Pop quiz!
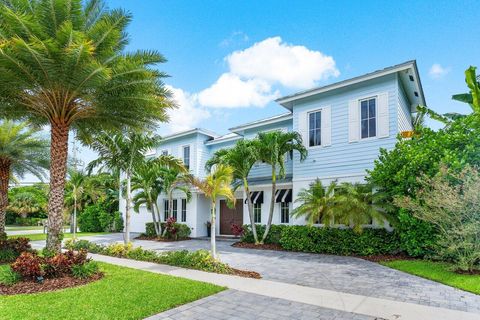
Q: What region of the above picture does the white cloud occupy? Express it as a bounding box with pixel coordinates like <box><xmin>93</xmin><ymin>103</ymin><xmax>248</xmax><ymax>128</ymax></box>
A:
<box><xmin>227</xmin><ymin>36</ymin><xmax>339</xmax><ymax>89</ymax></box>
<box><xmin>429</xmin><ymin>64</ymin><xmax>450</xmax><ymax>79</ymax></box>
<box><xmin>198</xmin><ymin>73</ymin><xmax>280</xmax><ymax>108</ymax></box>
<box><xmin>219</xmin><ymin>31</ymin><xmax>249</xmax><ymax>47</ymax></box>
<box><xmin>163</xmin><ymin>85</ymin><xmax>210</xmax><ymax>133</ymax></box>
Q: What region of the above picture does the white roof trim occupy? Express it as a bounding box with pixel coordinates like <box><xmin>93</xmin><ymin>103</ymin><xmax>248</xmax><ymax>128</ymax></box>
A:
<box><xmin>229</xmin><ymin>113</ymin><xmax>292</xmax><ymax>133</ymax></box>
<box><xmin>276</xmin><ymin>60</ymin><xmax>425</xmax><ymax>110</ymax></box>
<box><xmin>161</xmin><ymin>128</ymin><xmax>218</xmax><ymax>142</ymax></box>
<box><xmin>205</xmin><ymin>134</ymin><xmax>243</xmax><ymax>146</ymax></box>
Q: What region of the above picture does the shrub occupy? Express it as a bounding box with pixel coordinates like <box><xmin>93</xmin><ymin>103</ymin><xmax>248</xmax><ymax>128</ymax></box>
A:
<box><xmin>397</xmin><ymin>209</ymin><xmax>438</xmax><ymax>257</ymax></box>
<box><xmin>104</xmin><ymin>242</ymin><xmax>133</xmax><ymax>257</ymax></box>
<box><xmin>72</xmin><ymin>261</ymin><xmax>99</xmax><ymax>279</ymax></box>
<box><xmin>231</xmin><ymin>224</ymin><xmax>244</xmax><ymax>237</ymax></box>
<box><xmin>126</xmin><ymin>247</ymin><xmax>158</xmax><ymax>261</ymax></box>
<box><xmin>396</xmin><ymin>165</ymin><xmax>480</xmax><ymax>272</ymax></box>
<box><xmin>15</xmin><ymin>217</ymin><xmax>43</xmax><ymax>226</ymax></box>
<box><xmin>0</xmin><ymin>237</ymin><xmax>32</xmax><ymax>262</ymax></box>
<box><xmin>0</xmin><ymin>267</ymin><xmax>21</xmax><ymax>286</ymax></box>
<box><xmin>144</xmin><ymin>221</ymin><xmax>190</xmax><ymax>239</ymax></box>
<box><xmin>156</xmin><ymin>250</ymin><xmax>231</xmax><ymax>274</ymax></box>
<box><xmin>11</xmin><ymin>252</ymin><xmax>44</xmax><ymax>279</ymax></box>
<box><xmin>145</xmin><ymin>222</ymin><xmax>157</xmax><ymax>237</ymax></box>
<box><xmin>262</xmin><ymin>225</ymin><xmax>402</xmax><ymax>256</ymax></box>
<box><xmin>78</xmin><ymin>204</ymin><xmax>105</xmax><ymax>232</ymax></box>
<box><xmin>98</xmin><ymin>210</ymin><xmax>124</xmax><ymax>232</ymax></box>
<box><xmin>43</xmin><ymin>250</ymin><xmax>89</xmax><ymax>277</ymax></box>
<box><xmin>64</xmin><ymin>239</ymin><xmax>104</xmax><ymax>254</ymax></box>
<box><xmin>241</xmin><ymin>224</ymin><xmax>287</xmax><ymax>244</ymax></box>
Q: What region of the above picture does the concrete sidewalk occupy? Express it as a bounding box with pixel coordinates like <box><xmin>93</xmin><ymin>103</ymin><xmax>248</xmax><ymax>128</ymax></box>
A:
<box><xmin>90</xmin><ymin>253</ymin><xmax>480</xmax><ymax>320</ymax></box>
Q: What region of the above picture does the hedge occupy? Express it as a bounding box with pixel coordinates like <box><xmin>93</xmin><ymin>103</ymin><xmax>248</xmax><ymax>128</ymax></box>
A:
<box><xmin>145</xmin><ymin>222</ymin><xmax>191</xmax><ymax>240</ymax></box>
<box><xmin>242</xmin><ymin>224</ymin><xmax>401</xmax><ymax>256</ymax></box>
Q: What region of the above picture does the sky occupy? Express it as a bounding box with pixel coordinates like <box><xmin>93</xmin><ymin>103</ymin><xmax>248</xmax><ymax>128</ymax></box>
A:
<box><xmin>24</xmin><ymin>0</ymin><xmax>480</xmax><ymax>181</ymax></box>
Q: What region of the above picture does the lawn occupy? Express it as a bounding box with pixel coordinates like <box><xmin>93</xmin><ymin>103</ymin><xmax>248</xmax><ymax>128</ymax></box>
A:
<box><xmin>5</xmin><ymin>226</ymin><xmax>45</xmax><ymax>231</ymax></box>
<box><xmin>381</xmin><ymin>260</ymin><xmax>480</xmax><ymax>295</ymax></box>
<box><xmin>0</xmin><ymin>262</ymin><xmax>224</xmax><ymax>320</ymax></box>
<box><xmin>8</xmin><ymin>232</ymin><xmax>114</xmax><ymax>241</ymax></box>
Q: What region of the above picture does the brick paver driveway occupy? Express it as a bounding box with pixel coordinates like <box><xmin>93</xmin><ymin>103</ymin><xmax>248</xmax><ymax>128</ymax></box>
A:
<box><xmin>85</xmin><ymin>234</ymin><xmax>480</xmax><ymax>319</ymax></box>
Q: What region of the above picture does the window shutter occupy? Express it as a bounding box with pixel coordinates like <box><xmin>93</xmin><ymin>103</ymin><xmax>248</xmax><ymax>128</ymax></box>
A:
<box><xmin>297</xmin><ymin>111</ymin><xmax>308</xmax><ymax>147</ymax></box>
<box><xmin>348</xmin><ymin>100</ymin><xmax>359</xmax><ymax>142</ymax></box>
<box><xmin>377</xmin><ymin>92</ymin><xmax>389</xmax><ymax>138</ymax></box>
<box><xmin>321</xmin><ymin>106</ymin><xmax>331</xmax><ymax>146</ymax></box>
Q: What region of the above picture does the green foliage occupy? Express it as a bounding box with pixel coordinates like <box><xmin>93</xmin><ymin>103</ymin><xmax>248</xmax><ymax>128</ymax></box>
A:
<box><xmin>78</xmin><ymin>204</ymin><xmax>105</xmax><ymax>232</ymax></box>
<box><xmin>103</xmin><ymin>243</ymin><xmax>133</xmax><ymax>258</ymax></box>
<box><xmin>98</xmin><ymin>210</ymin><xmax>124</xmax><ymax>232</ymax></box>
<box><xmin>8</xmin><ymin>184</ymin><xmax>48</xmax><ymax>218</ymax></box>
<box><xmin>14</xmin><ymin>217</ymin><xmax>43</xmax><ymax>226</ymax></box>
<box><xmin>241</xmin><ymin>224</ymin><xmax>287</xmax><ymax>244</ymax></box>
<box><xmin>71</xmin><ymin>261</ymin><xmax>99</xmax><ymax>279</ymax></box>
<box><xmin>64</xmin><ymin>239</ymin><xmax>104</xmax><ymax>253</ymax></box>
<box><xmin>397</xmin><ymin>209</ymin><xmax>438</xmax><ymax>257</ymax></box>
<box><xmin>0</xmin><ymin>237</ymin><xmax>32</xmax><ymax>262</ymax></box>
<box><xmin>396</xmin><ymin>165</ymin><xmax>480</xmax><ymax>272</ymax></box>
<box><xmin>279</xmin><ymin>226</ymin><xmax>401</xmax><ymax>256</ymax></box>
<box><xmin>144</xmin><ymin>222</ymin><xmax>190</xmax><ymax>239</ymax></box>
<box><xmin>145</xmin><ymin>222</ymin><xmax>157</xmax><ymax>237</ymax></box>
<box><xmin>0</xmin><ymin>266</ymin><xmax>21</xmax><ymax>286</ymax></box>
<box><xmin>156</xmin><ymin>250</ymin><xmax>232</xmax><ymax>274</ymax></box>
<box><xmin>0</xmin><ymin>248</ymin><xmax>17</xmax><ymax>263</ymax></box>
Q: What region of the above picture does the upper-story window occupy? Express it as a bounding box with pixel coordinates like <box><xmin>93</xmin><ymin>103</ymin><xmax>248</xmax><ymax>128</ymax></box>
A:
<box><xmin>361</xmin><ymin>98</ymin><xmax>376</xmax><ymax>139</ymax></box>
<box><xmin>308</xmin><ymin>110</ymin><xmax>321</xmax><ymax>147</ymax></box>
<box><xmin>182</xmin><ymin>146</ymin><xmax>190</xmax><ymax>169</ymax></box>
<box><xmin>161</xmin><ymin>150</ymin><xmax>168</xmax><ymax>156</ymax></box>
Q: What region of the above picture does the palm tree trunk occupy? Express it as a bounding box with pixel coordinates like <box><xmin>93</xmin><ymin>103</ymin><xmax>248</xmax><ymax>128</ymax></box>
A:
<box><xmin>154</xmin><ymin>202</ymin><xmax>162</xmax><ymax>235</ymax></box>
<box><xmin>73</xmin><ymin>195</ymin><xmax>77</xmax><ymax>239</ymax></box>
<box><xmin>46</xmin><ymin>122</ymin><xmax>70</xmax><ymax>253</ymax></box>
<box><xmin>125</xmin><ymin>171</ymin><xmax>132</xmax><ymax>244</ymax></box>
<box><xmin>244</xmin><ymin>178</ymin><xmax>258</xmax><ymax>244</ymax></box>
<box><xmin>148</xmin><ymin>195</ymin><xmax>160</xmax><ymax>236</ymax></box>
<box><xmin>211</xmin><ymin>201</ymin><xmax>217</xmax><ymax>259</ymax></box>
<box><xmin>261</xmin><ymin>166</ymin><xmax>276</xmax><ymax>244</ymax></box>
<box><xmin>0</xmin><ymin>159</ymin><xmax>10</xmax><ymax>238</ymax></box>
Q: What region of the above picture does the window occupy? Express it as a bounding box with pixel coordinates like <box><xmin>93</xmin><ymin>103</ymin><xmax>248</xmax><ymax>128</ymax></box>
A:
<box><xmin>254</xmin><ymin>203</ymin><xmax>261</xmax><ymax>223</ymax></box>
<box><xmin>172</xmin><ymin>199</ymin><xmax>178</xmax><ymax>220</ymax></box>
<box><xmin>181</xmin><ymin>199</ymin><xmax>187</xmax><ymax>222</ymax></box>
<box><xmin>161</xmin><ymin>150</ymin><xmax>168</xmax><ymax>156</ymax></box>
<box><xmin>360</xmin><ymin>98</ymin><xmax>376</xmax><ymax>139</ymax></box>
<box><xmin>163</xmin><ymin>200</ymin><xmax>169</xmax><ymax>221</ymax></box>
<box><xmin>308</xmin><ymin>111</ymin><xmax>321</xmax><ymax>147</ymax></box>
<box><xmin>183</xmin><ymin>146</ymin><xmax>190</xmax><ymax>169</ymax></box>
<box><xmin>280</xmin><ymin>202</ymin><xmax>289</xmax><ymax>224</ymax></box>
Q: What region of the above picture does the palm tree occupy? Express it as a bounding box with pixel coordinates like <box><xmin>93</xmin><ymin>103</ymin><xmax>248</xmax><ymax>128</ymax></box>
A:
<box><xmin>8</xmin><ymin>191</ymin><xmax>45</xmax><ymax>219</ymax></box>
<box><xmin>254</xmin><ymin>131</ymin><xmax>307</xmax><ymax>243</ymax></box>
<box><xmin>0</xmin><ymin>0</ymin><xmax>174</xmax><ymax>252</ymax></box>
<box><xmin>291</xmin><ymin>179</ymin><xmax>337</xmax><ymax>226</ymax></box>
<box><xmin>188</xmin><ymin>165</ymin><xmax>235</xmax><ymax>259</ymax></box>
<box><xmin>87</xmin><ymin>132</ymin><xmax>161</xmax><ymax>243</ymax></box>
<box><xmin>131</xmin><ymin>156</ymin><xmax>186</xmax><ymax>236</ymax></box>
<box><xmin>206</xmin><ymin>140</ymin><xmax>260</xmax><ymax>243</ymax></box>
<box><xmin>335</xmin><ymin>183</ymin><xmax>392</xmax><ymax>233</ymax></box>
<box><xmin>65</xmin><ymin>169</ymin><xmax>86</xmax><ymax>239</ymax></box>
<box><xmin>0</xmin><ymin>121</ymin><xmax>49</xmax><ymax>237</ymax></box>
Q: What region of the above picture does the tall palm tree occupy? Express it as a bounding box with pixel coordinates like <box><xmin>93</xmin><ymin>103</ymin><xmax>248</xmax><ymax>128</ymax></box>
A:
<box><xmin>65</xmin><ymin>169</ymin><xmax>86</xmax><ymax>239</ymax></box>
<box><xmin>8</xmin><ymin>191</ymin><xmax>45</xmax><ymax>219</ymax></box>
<box><xmin>0</xmin><ymin>0</ymin><xmax>174</xmax><ymax>252</ymax></box>
<box><xmin>87</xmin><ymin>132</ymin><xmax>161</xmax><ymax>243</ymax></box>
<box><xmin>206</xmin><ymin>140</ymin><xmax>260</xmax><ymax>243</ymax></box>
<box><xmin>254</xmin><ymin>131</ymin><xmax>307</xmax><ymax>243</ymax></box>
<box><xmin>291</xmin><ymin>179</ymin><xmax>337</xmax><ymax>226</ymax></box>
<box><xmin>0</xmin><ymin>121</ymin><xmax>49</xmax><ymax>237</ymax></box>
<box><xmin>188</xmin><ymin>165</ymin><xmax>235</xmax><ymax>259</ymax></box>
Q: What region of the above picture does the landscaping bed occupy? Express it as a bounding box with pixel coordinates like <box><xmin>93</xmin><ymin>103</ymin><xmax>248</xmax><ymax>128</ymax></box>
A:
<box><xmin>65</xmin><ymin>239</ymin><xmax>261</xmax><ymax>279</ymax></box>
<box><xmin>232</xmin><ymin>242</ymin><xmax>284</xmax><ymax>251</ymax></box>
<box><xmin>135</xmin><ymin>235</ymin><xmax>191</xmax><ymax>242</ymax></box>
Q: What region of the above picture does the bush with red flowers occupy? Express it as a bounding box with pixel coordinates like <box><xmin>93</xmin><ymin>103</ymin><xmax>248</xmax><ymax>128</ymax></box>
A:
<box><xmin>10</xmin><ymin>252</ymin><xmax>44</xmax><ymax>279</ymax></box>
<box><xmin>231</xmin><ymin>224</ymin><xmax>244</xmax><ymax>237</ymax></box>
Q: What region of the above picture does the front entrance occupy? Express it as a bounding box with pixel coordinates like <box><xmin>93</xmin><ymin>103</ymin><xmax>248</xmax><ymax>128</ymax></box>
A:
<box><xmin>219</xmin><ymin>200</ymin><xmax>243</xmax><ymax>235</ymax></box>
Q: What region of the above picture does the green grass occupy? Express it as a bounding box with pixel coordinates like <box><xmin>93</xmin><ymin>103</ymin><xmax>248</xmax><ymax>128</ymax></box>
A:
<box><xmin>0</xmin><ymin>262</ymin><xmax>224</xmax><ymax>320</ymax></box>
<box><xmin>381</xmin><ymin>260</ymin><xmax>480</xmax><ymax>295</ymax></box>
<box><xmin>8</xmin><ymin>232</ymin><xmax>113</xmax><ymax>241</ymax></box>
<box><xmin>5</xmin><ymin>226</ymin><xmax>45</xmax><ymax>231</ymax></box>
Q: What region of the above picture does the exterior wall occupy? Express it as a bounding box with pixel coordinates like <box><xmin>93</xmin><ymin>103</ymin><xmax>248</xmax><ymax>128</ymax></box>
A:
<box><xmin>397</xmin><ymin>77</ymin><xmax>414</xmax><ymax>133</ymax></box>
<box><xmin>292</xmin><ymin>74</ymin><xmax>399</xmax><ymax>181</ymax></box>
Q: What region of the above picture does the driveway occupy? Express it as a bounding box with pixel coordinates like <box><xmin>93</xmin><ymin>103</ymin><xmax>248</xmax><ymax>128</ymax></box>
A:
<box><xmin>36</xmin><ymin>233</ymin><xmax>479</xmax><ymax>319</ymax></box>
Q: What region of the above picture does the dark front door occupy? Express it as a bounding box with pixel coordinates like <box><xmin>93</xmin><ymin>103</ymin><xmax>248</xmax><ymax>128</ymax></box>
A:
<box><xmin>219</xmin><ymin>200</ymin><xmax>243</xmax><ymax>235</ymax></box>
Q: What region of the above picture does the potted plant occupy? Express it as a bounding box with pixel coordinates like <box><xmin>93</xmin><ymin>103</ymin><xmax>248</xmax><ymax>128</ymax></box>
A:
<box><xmin>206</xmin><ymin>221</ymin><xmax>211</xmax><ymax>237</ymax></box>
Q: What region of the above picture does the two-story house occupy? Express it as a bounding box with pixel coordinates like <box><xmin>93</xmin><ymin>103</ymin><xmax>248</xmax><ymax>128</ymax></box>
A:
<box><xmin>120</xmin><ymin>60</ymin><xmax>425</xmax><ymax>237</ymax></box>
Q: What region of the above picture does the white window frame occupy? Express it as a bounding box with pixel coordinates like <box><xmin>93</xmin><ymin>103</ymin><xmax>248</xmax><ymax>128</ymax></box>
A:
<box><xmin>307</xmin><ymin>108</ymin><xmax>323</xmax><ymax>149</ymax></box>
<box><xmin>280</xmin><ymin>202</ymin><xmax>290</xmax><ymax>224</ymax></box>
<box><xmin>359</xmin><ymin>96</ymin><xmax>378</xmax><ymax>140</ymax></box>
<box><xmin>182</xmin><ymin>145</ymin><xmax>190</xmax><ymax>169</ymax></box>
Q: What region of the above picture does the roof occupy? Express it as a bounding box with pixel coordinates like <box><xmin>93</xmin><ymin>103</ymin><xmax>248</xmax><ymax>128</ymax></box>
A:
<box><xmin>229</xmin><ymin>113</ymin><xmax>292</xmax><ymax>133</ymax></box>
<box><xmin>276</xmin><ymin>60</ymin><xmax>426</xmax><ymax>110</ymax></box>
<box><xmin>161</xmin><ymin>128</ymin><xmax>218</xmax><ymax>142</ymax></box>
<box><xmin>205</xmin><ymin>132</ymin><xmax>242</xmax><ymax>146</ymax></box>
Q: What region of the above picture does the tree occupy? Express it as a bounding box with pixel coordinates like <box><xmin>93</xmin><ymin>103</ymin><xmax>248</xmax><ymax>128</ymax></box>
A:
<box><xmin>188</xmin><ymin>165</ymin><xmax>235</xmax><ymax>259</ymax></box>
<box><xmin>0</xmin><ymin>121</ymin><xmax>49</xmax><ymax>237</ymax></box>
<box><xmin>254</xmin><ymin>131</ymin><xmax>307</xmax><ymax>243</ymax></box>
<box><xmin>87</xmin><ymin>132</ymin><xmax>161</xmax><ymax>243</ymax></box>
<box><xmin>206</xmin><ymin>140</ymin><xmax>260</xmax><ymax>243</ymax></box>
<box><xmin>291</xmin><ymin>179</ymin><xmax>337</xmax><ymax>226</ymax></box>
<box><xmin>132</xmin><ymin>156</ymin><xmax>187</xmax><ymax>236</ymax></box>
<box><xmin>0</xmin><ymin>0</ymin><xmax>173</xmax><ymax>252</ymax></box>
<box><xmin>65</xmin><ymin>169</ymin><xmax>86</xmax><ymax>239</ymax></box>
<box><xmin>335</xmin><ymin>183</ymin><xmax>393</xmax><ymax>233</ymax></box>
<box><xmin>8</xmin><ymin>191</ymin><xmax>45</xmax><ymax>219</ymax></box>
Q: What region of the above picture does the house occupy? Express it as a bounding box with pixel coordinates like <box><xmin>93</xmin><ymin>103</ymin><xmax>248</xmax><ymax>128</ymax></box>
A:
<box><xmin>120</xmin><ymin>60</ymin><xmax>425</xmax><ymax>237</ymax></box>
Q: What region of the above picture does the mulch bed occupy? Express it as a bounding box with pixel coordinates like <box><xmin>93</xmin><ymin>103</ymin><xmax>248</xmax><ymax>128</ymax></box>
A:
<box><xmin>230</xmin><ymin>268</ymin><xmax>261</xmax><ymax>279</ymax></box>
<box><xmin>359</xmin><ymin>254</ymin><xmax>416</xmax><ymax>263</ymax></box>
<box><xmin>0</xmin><ymin>273</ymin><xmax>103</xmax><ymax>295</ymax></box>
<box><xmin>232</xmin><ymin>242</ymin><xmax>284</xmax><ymax>251</ymax></box>
<box><xmin>455</xmin><ymin>269</ymin><xmax>480</xmax><ymax>275</ymax></box>
<box><xmin>134</xmin><ymin>235</ymin><xmax>191</xmax><ymax>242</ymax></box>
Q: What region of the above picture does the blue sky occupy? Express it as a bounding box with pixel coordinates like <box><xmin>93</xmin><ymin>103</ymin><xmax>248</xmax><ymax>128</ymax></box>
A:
<box><xmin>67</xmin><ymin>0</ymin><xmax>480</xmax><ymax>173</ymax></box>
